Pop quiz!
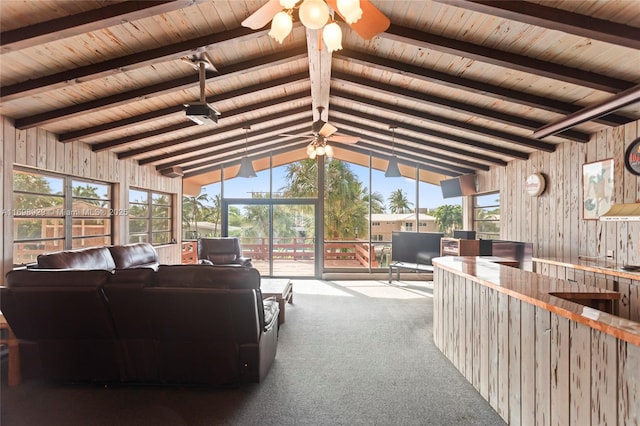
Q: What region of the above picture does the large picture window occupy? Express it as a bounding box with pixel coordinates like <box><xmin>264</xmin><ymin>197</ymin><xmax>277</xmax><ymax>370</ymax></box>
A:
<box><xmin>473</xmin><ymin>192</ymin><xmax>500</xmax><ymax>239</ymax></box>
<box><xmin>129</xmin><ymin>189</ymin><xmax>173</xmax><ymax>245</ymax></box>
<box><xmin>12</xmin><ymin>169</ymin><xmax>112</xmax><ymax>266</ymax></box>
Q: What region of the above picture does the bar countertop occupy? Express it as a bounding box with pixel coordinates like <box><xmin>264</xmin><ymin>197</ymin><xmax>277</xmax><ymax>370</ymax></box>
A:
<box><xmin>533</xmin><ymin>256</ymin><xmax>640</xmax><ymax>281</ymax></box>
<box><xmin>433</xmin><ymin>256</ymin><xmax>640</xmax><ymax>346</ymax></box>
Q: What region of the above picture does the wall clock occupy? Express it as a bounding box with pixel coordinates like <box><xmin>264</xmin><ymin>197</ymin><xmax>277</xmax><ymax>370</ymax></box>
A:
<box><xmin>624</xmin><ymin>137</ymin><xmax>640</xmax><ymax>176</ymax></box>
<box><xmin>525</xmin><ymin>173</ymin><xmax>546</xmax><ymax>196</ymax></box>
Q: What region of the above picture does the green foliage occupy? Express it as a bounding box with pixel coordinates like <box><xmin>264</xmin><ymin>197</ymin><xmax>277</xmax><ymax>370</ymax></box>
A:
<box><xmin>388</xmin><ymin>189</ymin><xmax>413</xmax><ymax>214</ymax></box>
<box><xmin>432</xmin><ymin>204</ymin><xmax>463</xmax><ymax>236</ymax></box>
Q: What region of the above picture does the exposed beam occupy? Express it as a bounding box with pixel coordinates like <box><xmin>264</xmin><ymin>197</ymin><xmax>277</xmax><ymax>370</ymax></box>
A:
<box><xmin>331</xmin><ymin>93</ymin><xmax>553</xmax><ymax>153</ymax></box>
<box><xmin>117</xmin><ymin>102</ymin><xmax>312</xmax><ymax>158</ymax></box>
<box><xmin>151</xmin><ymin>117</ymin><xmax>312</xmax><ymax>169</ymax></box>
<box><xmin>334</xmin><ymin>143</ymin><xmax>463</xmax><ymax>177</ymax></box>
<box><xmin>432</xmin><ymin>0</ymin><xmax>640</xmax><ymax>50</ymax></box>
<box><xmin>333</xmin><ymin>50</ymin><xmax>632</xmax><ymax>127</ymax></box>
<box><xmin>14</xmin><ymin>46</ymin><xmax>308</xmax><ymax>129</ymax></box>
<box><xmin>1</xmin><ymin>1</ymin><xmax>209</xmax><ymax>53</ymax></box>
<box><xmin>59</xmin><ymin>73</ymin><xmax>310</xmax><ymax>143</ymax></box>
<box><xmin>330</xmin><ymin>107</ymin><xmax>520</xmax><ymax>163</ymax></box>
<box><xmin>306</xmin><ymin>28</ymin><xmax>332</xmax><ymax>120</ymax></box>
<box><xmin>1</xmin><ymin>27</ymin><xmax>266</xmax><ymax>101</ymax></box>
<box><xmin>183</xmin><ymin>139</ymin><xmax>311</xmax><ymax>178</ymax></box>
<box><xmin>534</xmin><ymin>84</ymin><xmax>640</xmax><ymax>139</ymax></box>
<box><xmin>382</xmin><ymin>24</ymin><xmax>634</xmax><ymax>93</ymax></box>
<box><xmin>331</xmin><ymin>71</ymin><xmax>590</xmax><ymax>143</ymax></box>
<box><xmin>332</xmin><ymin>119</ymin><xmax>500</xmax><ymax>169</ymax></box>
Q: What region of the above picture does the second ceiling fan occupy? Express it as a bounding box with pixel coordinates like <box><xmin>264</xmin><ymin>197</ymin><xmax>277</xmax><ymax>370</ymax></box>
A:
<box><xmin>285</xmin><ymin>107</ymin><xmax>359</xmax><ymax>158</ymax></box>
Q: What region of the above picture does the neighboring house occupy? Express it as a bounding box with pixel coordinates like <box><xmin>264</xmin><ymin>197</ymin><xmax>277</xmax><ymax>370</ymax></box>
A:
<box><xmin>369</xmin><ymin>213</ymin><xmax>438</xmax><ymax>242</ymax></box>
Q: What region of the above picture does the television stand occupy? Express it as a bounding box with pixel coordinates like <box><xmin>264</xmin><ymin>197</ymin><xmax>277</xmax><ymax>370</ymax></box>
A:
<box><xmin>388</xmin><ymin>261</ymin><xmax>434</xmax><ymax>283</ymax></box>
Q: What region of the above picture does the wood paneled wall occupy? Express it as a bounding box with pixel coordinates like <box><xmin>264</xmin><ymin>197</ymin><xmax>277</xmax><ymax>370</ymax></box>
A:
<box><xmin>476</xmin><ymin>121</ymin><xmax>640</xmax><ymax>267</ymax></box>
<box><xmin>1</xmin><ymin>116</ymin><xmax>183</xmax><ymax>281</ymax></box>
<box><xmin>434</xmin><ymin>267</ymin><xmax>640</xmax><ymax>426</ymax></box>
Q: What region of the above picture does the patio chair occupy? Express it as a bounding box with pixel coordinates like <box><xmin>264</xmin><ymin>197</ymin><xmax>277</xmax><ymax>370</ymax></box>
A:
<box><xmin>198</xmin><ymin>237</ymin><xmax>252</xmax><ymax>267</ymax></box>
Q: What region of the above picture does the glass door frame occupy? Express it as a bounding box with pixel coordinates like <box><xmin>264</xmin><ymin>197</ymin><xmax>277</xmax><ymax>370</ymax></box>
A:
<box><xmin>221</xmin><ymin>197</ymin><xmax>321</xmax><ymax>278</ymax></box>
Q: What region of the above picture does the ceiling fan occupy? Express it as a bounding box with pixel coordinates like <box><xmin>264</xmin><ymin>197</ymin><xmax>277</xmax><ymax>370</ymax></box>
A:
<box><xmin>285</xmin><ymin>107</ymin><xmax>359</xmax><ymax>158</ymax></box>
<box><xmin>242</xmin><ymin>0</ymin><xmax>390</xmax><ymax>46</ymax></box>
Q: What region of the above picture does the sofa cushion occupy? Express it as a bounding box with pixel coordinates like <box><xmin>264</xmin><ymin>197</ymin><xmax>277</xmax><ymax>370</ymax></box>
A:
<box><xmin>155</xmin><ymin>265</ymin><xmax>260</xmax><ymax>289</ymax></box>
<box><xmin>209</xmin><ymin>254</ymin><xmax>237</xmax><ymax>264</ymax></box>
<box><xmin>108</xmin><ymin>243</ymin><xmax>159</xmax><ymax>270</ymax></box>
<box><xmin>6</xmin><ymin>269</ymin><xmax>111</xmax><ymax>288</ymax></box>
<box><xmin>108</xmin><ymin>268</ymin><xmax>156</xmax><ymax>285</ymax></box>
<box><xmin>36</xmin><ymin>247</ymin><xmax>116</xmax><ymax>270</ymax></box>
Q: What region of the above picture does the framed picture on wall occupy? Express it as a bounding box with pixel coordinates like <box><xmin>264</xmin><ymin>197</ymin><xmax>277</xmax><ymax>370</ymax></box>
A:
<box><xmin>582</xmin><ymin>159</ymin><xmax>615</xmax><ymax>220</ymax></box>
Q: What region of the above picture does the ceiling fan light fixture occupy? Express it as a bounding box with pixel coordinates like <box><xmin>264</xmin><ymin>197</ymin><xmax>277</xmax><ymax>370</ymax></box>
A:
<box><xmin>322</xmin><ymin>22</ymin><xmax>342</xmax><ymax>52</ymax></box>
<box><xmin>299</xmin><ymin>0</ymin><xmax>329</xmax><ymax>29</ymax></box>
<box><xmin>324</xmin><ymin>143</ymin><xmax>334</xmax><ymax>158</ymax></box>
<box><xmin>269</xmin><ymin>10</ymin><xmax>293</xmax><ymax>43</ymax></box>
<box><xmin>280</xmin><ymin>0</ymin><xmax>299</xmax><ymax>8</ymax></box>
<box><xmin>385</xmin><ymin>157</ymin><xmax>402</xmax><ymax>178</ymax></box>
<box><xmin>337</xmin><ymin>0</ymin><xmax>362</xmax><ymax>24</ymax></box>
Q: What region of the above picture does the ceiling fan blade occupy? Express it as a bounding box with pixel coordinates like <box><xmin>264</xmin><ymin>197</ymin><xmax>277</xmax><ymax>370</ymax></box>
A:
<box><xmin>326</xmin><ymin>0</ymin><xmax>390</xmax><ymax>40</ymax></box>
<box><xmin>241</xmin><ymin>0</ymin><xmax>282</xmax><ymax>30</ymax></box>
<box><xmin>329</xmin><ymin>135</ymin><xmax>360</xmax><ymax>144</ymax></box>
<box><xmin>319</xmin><ymin>122</ymin><xmax>338</xmax><ymax>137</ymax></box>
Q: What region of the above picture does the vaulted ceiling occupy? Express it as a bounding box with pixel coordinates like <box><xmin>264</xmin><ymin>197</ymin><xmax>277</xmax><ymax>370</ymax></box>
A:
<box><xmin>1</xmin><ymin>0</ymin><xmax>639</xmax><ymax>188</ymax></box>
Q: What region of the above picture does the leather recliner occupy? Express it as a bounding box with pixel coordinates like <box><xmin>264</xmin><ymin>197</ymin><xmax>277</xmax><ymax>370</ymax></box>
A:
<box><xmin>198</xmin><ymin>237</ymin><xmax>252</xmax><ymax>267</ymax></box>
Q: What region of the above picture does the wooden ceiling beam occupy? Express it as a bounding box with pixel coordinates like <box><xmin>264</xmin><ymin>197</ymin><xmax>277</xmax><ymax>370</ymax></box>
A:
<box><xmin>59</xmin><ymin>73</ymin><xmax>310</xmax><ymax>143</ymax></box>
<box><xmin>333</xmin><ymin>50</ymin><xmax>631</xmax><ymax>127</ymax></box>
<box><xmin>1</xmin><ymin>1</ymin><xmax>209</xmax><ymax>53</ymax></box>
<box><xmin>2</xmin><ymin>27</ymin><xmax>265</xmax><ymax>101</ymax></box>
<box><xmin>15</xmin><ymin>46</ymin><xmax>308</xmax><ymax>129</ymax></box>
<box><xmin>432</xmin><ymin>0</ymin><xmax>640</xmax><ymax>50</ymax></box>
<box><xmin>331</xmin><ymin>71</ymin><xmax>590</xmax><ymax>143</ymax></box>
<box><xmin>331</xmin><ymin>92</ymin><xmax>553</xmax><ymax>153</ymax></box>
<box><xmin>382</xmin><ymin>24</ymin><xmax>633</xmax><ymax>93</ymax></box>
<box><xmin>331</xmin><ymin>118</ymin><xmax>501</xmax><ymax>168</ymax></box>
<box><xmin>182</xmin><ymin>139</ymin><xmax>311</xmax><ymax>179</ymax></box>
<box><xmin>115</xmin><ymin>100</ymin><xmax>312</xmax><ymax>158</ymax></box>
<box><xmin>330</xmin><ymin>107</ymin><xmax>520</xmax><ymax>162</ymax></box>
<box><xmin>150</xmin><ymin>116</ymin><xmax>312</xmax><ymax>169</ymax></box>
<box><xmin>333</xmin><ymin>143</ymin><xmax>464</xmax><ymax>177</ymax></box>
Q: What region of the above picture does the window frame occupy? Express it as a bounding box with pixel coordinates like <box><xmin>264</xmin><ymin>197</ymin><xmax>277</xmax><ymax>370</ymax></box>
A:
<box><xmin>473</xmin><ymin>191</ymin><xmax>501</xmax><ymax>240</ymax></box>
<box><xmin>128</xmin><ymin>188</ymin><xmax>174</xmax><ymax>245</ymax></box>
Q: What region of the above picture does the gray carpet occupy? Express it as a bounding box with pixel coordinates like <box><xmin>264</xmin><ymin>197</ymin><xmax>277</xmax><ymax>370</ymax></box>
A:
<box><xmin>0</xmin><ymin>279</ymin><xmax>506</xmax><ymax>426</ymax></box>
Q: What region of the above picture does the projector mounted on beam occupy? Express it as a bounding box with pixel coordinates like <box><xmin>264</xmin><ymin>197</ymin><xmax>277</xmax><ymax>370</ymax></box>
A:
<box><xmin>185</xmin><ymin>103</ymin><xmax>220</xmax><ymax>125</ymax></box>
<box><xmin>184</xmin><ymin>57</ymin><xmax>220</xmax><ymax>126</ymax></box>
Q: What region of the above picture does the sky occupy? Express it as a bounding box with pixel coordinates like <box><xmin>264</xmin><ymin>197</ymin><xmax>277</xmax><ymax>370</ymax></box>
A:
<box><xmin>201</xmin><ymin>160</ymin><xmax>461</xmax><ymax>210</ymax></box>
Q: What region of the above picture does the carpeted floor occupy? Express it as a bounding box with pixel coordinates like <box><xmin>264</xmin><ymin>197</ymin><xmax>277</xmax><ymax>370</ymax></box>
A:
<box><xmin>0</xmin><ymin>279</ymin><xmax>506</xmax><ymax>426</ymax></box>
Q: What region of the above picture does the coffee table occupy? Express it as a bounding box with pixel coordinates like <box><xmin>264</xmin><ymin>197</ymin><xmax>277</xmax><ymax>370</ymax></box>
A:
<box><xmin>261</xmin><ymin>279</ymin><xmax>293</xmax><ymax>325</ymax></box>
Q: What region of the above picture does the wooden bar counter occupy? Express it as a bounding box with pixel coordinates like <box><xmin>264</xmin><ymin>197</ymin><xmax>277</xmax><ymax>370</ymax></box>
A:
<box><xmin>432</xmin><ymin>256</ymin><xmax>639</xmax><ymax>426</ymax></box>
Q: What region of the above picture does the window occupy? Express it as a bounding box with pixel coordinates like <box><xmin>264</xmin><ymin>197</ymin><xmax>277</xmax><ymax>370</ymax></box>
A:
<box><xmin>473</xmin><ymin>192</ymin><xmax>500</xmax><ymax>239</ymax></box>
<box><xmin>12</xmin><ymin>169</ymin><xmax>112</xmax><ymax>266</ymax></box>
<box><xmin>129</xmin><ymin>189</ymin><xmax>173</xmax><ymax>245</ymax></box>
<box><xmin>404</xmin><ymin>222</ymin><xmax>414</xmax><ymax>231</ymax></box>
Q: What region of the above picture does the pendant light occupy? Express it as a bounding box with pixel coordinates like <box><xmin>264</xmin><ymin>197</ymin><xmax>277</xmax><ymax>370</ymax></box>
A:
<box><xmin>237</xmin><ymin>126</ymin><xmax>257</xmax><ymax>178</ymax></box>
<box><xmin>385</xmin><ymin>125</ymin><xmax>401</xmax><ymax>178</ymax></box>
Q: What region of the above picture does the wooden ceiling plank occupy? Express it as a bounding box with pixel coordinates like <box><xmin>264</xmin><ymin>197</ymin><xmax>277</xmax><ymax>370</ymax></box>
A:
<box><xmin>0</xmin><ymin>0</ymin><xmax>210</xmax><ymax>53</ymax></box>
<box><xmin>432</xmin><ymin>0</ymin><xmax>640</xmax><ymax>50</ymax></box>
<box><xmin>116</xmin><ymin>100</ymin><xmax>312</xmax><ymax>158</ymax></box>
<box><xmin>14</xmin><ymin>47</ymin><xmax>308</xmax><ymax>129</ymax></box>
<box><xmin>92</xmin><ymin>121</ymin><xmax>198</xmax><ymax>152</ymax></box>
<box><xmin>333</xmin><ymin>50</ymin><xmax>632</xmax><ymax>127</ymax></box>
<box><xmin>331</xmin><ymin>71</ymin><xmax>590</xmax><ymax>143</ymax></box>
<box><xmin>2</xmin><ymin>27</ymin><xmax>266</xmax><ymax>101</ymax></box>
<box><xmin>332</xmin><ymin>118</ymin><xmax>505</xmax><ymax>168</ymax></box>
<box><xmin>59</xmin><ymin>72</ymin><xmax>310</xmax><ymax>143</ymax></box>
<box><xmin>149</xmin><ymin>116</ymin><xmax>312</xmax><ymax>168</ymax></box>
<box><xmin>381</xmin><ymin>24</ymin><xmax>634</xmax><ymax>93</ymax></box>
<box><xmin>331</xmin><ymin>93</ymin><xmax>555</xmax><ymax>153</ymax></box>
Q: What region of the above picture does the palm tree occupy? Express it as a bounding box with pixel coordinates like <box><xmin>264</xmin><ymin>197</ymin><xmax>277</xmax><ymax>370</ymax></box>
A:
<box><xmin>432</xmin><ymin>204</ymin><xmax>463</xmax><ymax>235</ymax></box>
<box><xmin>364</xmin><ymin>191</ymin><xmax>386</xmax><ymax>214</ymax></box>
<box><xmin>182</xmin><ymin>193</ymin><xmax>210</xmax><ymax>239</ymax></box>
<box><xmin>388</xmin><ymin>189</ymin><xmax>413</xmax><ymax>214</ymax></box>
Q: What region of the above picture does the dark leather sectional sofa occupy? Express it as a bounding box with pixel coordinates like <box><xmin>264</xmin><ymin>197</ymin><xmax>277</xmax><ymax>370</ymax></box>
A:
<box><xmin>0</xmin><ymin>243</ymin><xmax>279</xmax><ymax>386</ymax></box>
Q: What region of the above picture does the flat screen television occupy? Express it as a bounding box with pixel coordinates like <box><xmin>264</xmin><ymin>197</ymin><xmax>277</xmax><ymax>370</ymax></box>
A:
<box><xmin>391</xmin><ymin>231</ymin><xmax>444</xmax><ymax>264</ymax></box>
<box><xmin>440</xmin><ymin>175</ymin><xmax>476</xmax><ymax>198</ymax></box>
